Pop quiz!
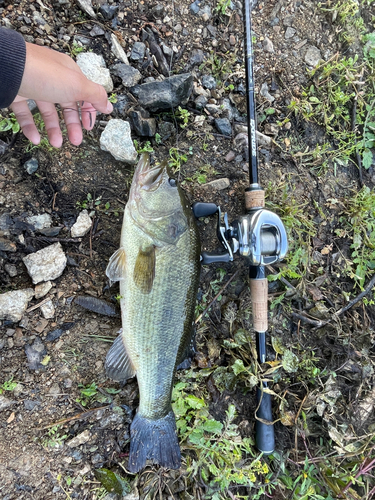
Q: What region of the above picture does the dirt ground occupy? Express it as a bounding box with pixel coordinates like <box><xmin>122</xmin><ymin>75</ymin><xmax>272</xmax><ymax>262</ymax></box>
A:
<box><xmin>0</xmin><ymin>0</ymin><xmax>375</xmax><ymax>499</ymax></box>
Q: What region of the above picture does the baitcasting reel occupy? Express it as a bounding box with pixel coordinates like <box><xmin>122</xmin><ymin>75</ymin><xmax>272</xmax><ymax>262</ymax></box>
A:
<box><xmin>192</xmin><ymin>187</ymin><xmax>288</xmax><ymax>267</ymax></box>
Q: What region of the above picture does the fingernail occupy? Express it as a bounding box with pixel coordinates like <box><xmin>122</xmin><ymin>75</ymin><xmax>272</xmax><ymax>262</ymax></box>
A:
<box><xmin>106</xmin><ymin>101</ymin><xmax>113</xmax><ymax>113</ymax></box>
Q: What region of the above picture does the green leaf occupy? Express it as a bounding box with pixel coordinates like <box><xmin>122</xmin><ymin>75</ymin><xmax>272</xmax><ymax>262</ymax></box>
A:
<box><xmin>232</xmin><ymin>359</ymin><xmax>246</xmax><ymax>376</ymax></box>
<box><xmin>185</xmin><ymin>394</ymin><xmax>205</xmax><ymax>409</ymax></box>
<box><xmin>362</xmin><ymin>150</ymin><xmax>373</xmax><ymax>170</ymax></box>
<box><xmin>309</xmin><ymin>96</ymin><xmax>320</xmax><ymax>103</ymax></box>
<box><xmin>202</xmin><ymin>419</ymin><xmax>223</xmax><ymax>434</ymax></box>
<box><xmin>282</xmin><ymin>349</ymin><xmax>299</xmax><ymax>373</ymax></box>
<box><xmin>94</xmin><ymin>469</ymin><xmax>131</xmax><ymax>495</ymax></box>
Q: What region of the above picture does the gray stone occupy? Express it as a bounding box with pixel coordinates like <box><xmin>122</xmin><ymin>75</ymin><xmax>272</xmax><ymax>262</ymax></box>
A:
<box><xmin>112</xmin><ymin>63</ymin><xmax>141</xmax><ymax>87</ymax></box>
<box><xmin>67</xmin><ymin>430</ymin><xmax>91</xmax><ymax>448</ymax></box>
<box><xmin>221</xmin><ymin>98</ymin><xmax>237</xmax><ymax>120</ymax></box>
<box><xmin>40</xmin><ymin>300</ymin><xmax>55</xmax><ymax>320</ymax></box>
<box><xmin>285</xmin><ymin>27</ymin><xmax>296</xmax><ymax>39</ymax></box>
<box><xmin>190</xmin><ymin>0</ymin><xmax>201</xmax><ymax>14</ymax></box>
<box><xmin>99</xmin><ymin>4</ymin><xmax>118</xmax><ymax>20</ymax></box>
<box><xmin>0</xmin><ymin>237</ymin><xmax>16</xmax><ymax>252</ymax></box>
<box><xmin>158</xmin><ymin>121</ymin><xmax>175</xmax><ymax>138</ymax></box>
<box><xmin>111</xmin><ymin>33</ymin><xmax>129</xmax><ymax>64</ymax></box>
<box><xmin>113</xmin><ymin>94</ymin><xmax>129</xmax><ymax>116</ymax></box>
<box><xmin>100</xmin><ymin>119</ymin><xmax>137</xmax><ymax>164</ymax></box>
<box><xmin>305</xmin><ymin>46</ymin><xmax>322</xmax><ymax>67</ymax></box>
<box><xmin>76</xmin><ymin>0</ymin><xmax>96</xmax><ymax>19</ymax></box>
<box><xmin>283</xmin><ymin>15</ymin><xmax>294</xmax><ymax>27</ymax></box>
<box><xmin>151</xmin><ymin>4</ymin><xmax>165</xmax><ymax>18</ymax></box>
<box><xmin>0</xmin><ymin>214</ymin><xmax>13</xmax><ymax>235</ymax></box>
<box><xmin>76</xmin><ymin>53</ymin><xmax>113</xmax><ymax>92</ymax></box>
<box><xmin>129</xmin><ymin>108</ymin><xmax>156</xmax><ymax>137</ymax></box>
<box><xmin>257</xmin><ymin>131</ymin><xmax>272</xmax><ymax>148</ymax></box>
<box><xmin>73</xmin><ymin>35</ymin><xmax>90</xmax><ymax>46</ymax></box>
<box><xmin>24</xmin><ymin>158</ymin><xmax>38</xmax><ymax>175</ymax></box>
<box><xmin>260</xmin><ymin>82</ymin><xmax>275</xmax><ymax>103</ymax></box>
<box><xmin>0</xmin><ymin>395</ymin><xmax>16</xmax><ymax>411</ymax></box>
<box><xmin>263</xmin><ymin>37</ymin><xmax>274</xmax><ymax>53</ymax></box>
<box><xmin>264</xmin><ymin>123</ymin><xmax>279</xmax><ymax>136</ymax></box>
<box><xmin>23</xmin><ymin>242</ymin><xmax>67</xmax><ymax>284</ymax></box>
<box><xmin>0</xmin><ymin>289</ymin><xmax>34</xmax><ymax>322</ymax></box>
<box><xmin>25</xmin><ymin>337</ymin><xmax>46</xmax><ymax>370</ymax></box>
<box><xmin>205</xmin><ymin>104</ymin><xmax>220</xmax><ymax>115</ymax></box>
<box><xmin>214</xmin><ymin>118</ymin><xmax>232</xmax><ymax>136</ymax></box>
<box><xmin>199</xmin><ymin>5</ymin><xmax>211</xmax><ymax>19</ymax></box>
<box><xmin>26</xmin><ymin>214</ymin><xmax>52</xmax><ymax>231</ymax></box>
<box><xmin>90</xmin><ymin>25</ymin><xmax>104</xmax><ymax>37</ymax></box>
<box><xmin>35</xmin><ymin>281</ymin><xmax>52</xmax><ymax>299</ymax></box>
<box><xmin>205</xmin><ymin>178</ymin><xmax>230</xmax><ymax>190</ymax></box>
<box><xmin>71</xmin><ymin>210</ymin><xmax>92</xmax><ymax>238</ymax></box>
<box><xmin>201</xmin><ymin>74</ymin><xmax>216</xmax><ymax>90</ymax></box>
<box><xmin>130</xmin><ymin>73</ymin><xmax>193</xmax><ymax>112</ymax></box>
<box><xmin>190</xmin><ymin>49</ymin><xmax>204</xmax><ymax>66</ymax></box>
<box><xmin>161</xmin><ymin>43</ymin><xmax>173</xmax><ymax>58</ymax></box>
<box><xmin>4</xmin><ymin>264</ymin><xmax>17</xmax><ymax>277</ymax></box>
<box><xmin>130</xmin><ymin>42</ymin><xmax>146</xmax><ymax>61</ymax></box>
<box><xmin>24</xmin><ymin>400</ymin><xmax>40</xmax><ymax>411</ymax></box>
<box><xmin>195</xmin><ymin>95</ymin><xmax>208</xmax><ymax>110</ymax></box>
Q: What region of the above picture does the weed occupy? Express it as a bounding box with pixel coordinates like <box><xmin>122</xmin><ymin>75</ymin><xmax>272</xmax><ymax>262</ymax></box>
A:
<box><xmin>176</xmin><ymin>106</ymin><xmax>191</xmax><ymax>129</ymax></box>
<box><xmin>109</xmin><ymin>93</ymin><xmax>118</xmax><ymax>104</ymax></box>
<box><xmin>0</xmin><ymin>377</ymin><xmax>17</xmax><ymax>394</ymax></box>
<box><xmin>43</xmin><ymin>425</ymin><xmax>67</xmax><ymax>448</ymax></box>
<box><xmin>76</xmin><ymin>192</ymin><xmax>112</xmax><ymax>215</ymax></box>
<box><xmin>155</xmin><ymin>132</ymin><xmax>162</xmax><ymax>144</ymax></box>
<box><xmin>76</xmin><ymin>382</ymin><xmax>98</xmax><ymax>407</ymax></box>
<box><xmin>172</xmin><ymin>383</ymin><xmax>270</xmax><ymax>498</ymax></box>
<box><xmin>169</xmin><ymin>147</ymin><xmax>188</xmax><ymax>172</ymax></box>
<box><xmin>0</xmin><ymin>113</ymin><xmax>20</xmax><ymax>134</ymax></box>
<box><xmin>133</xmin><ymin>139</ymin><xmax>154</xmax><ymax>154</ymax></box>
<box><xmin>70</xmin><ymin>41</ymin><xmax>85</xmax><ymax>57</ymax></box>
<box><xmin>215</xmin><ymin>0</ymin><xmax>231</xmax><ymax>15</ymax></box>
<box><xmin>336</xmin><ymin>185</ymin><xmax>375</xmax><ymax>289</ymax></box>
<box><xmin>184</xmin><ymin>164</ymin><xmax>218</xmax><ymax>185</ymax></box>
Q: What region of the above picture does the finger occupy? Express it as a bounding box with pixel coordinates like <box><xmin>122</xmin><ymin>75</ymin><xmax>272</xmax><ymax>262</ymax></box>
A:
<box><xmin>60</xmin><ymin>102</ymin><xmax>83</xmax><ymax>146</ymax></box>
<box><xmin>76</xmin><ymin>76</ymin><xmax>113</xmax><ymax>114</ymax></box>
<box><xmin>80</xmin><ymin>102</ymin><xmax>97</xmax><ymax>130</ymax></box>
<box><xmin>11</xmin><ymin>100</ymin><xmax>41</xmax><ymax>145</ymax></box>
<box><xmin>36</xmin><ymin>101</ymin><xmax>63</xmax><ymax>148</ymax></box>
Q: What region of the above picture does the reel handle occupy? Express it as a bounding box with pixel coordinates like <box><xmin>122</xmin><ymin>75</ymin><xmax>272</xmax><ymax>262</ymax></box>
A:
<box><xmin>256</xmin><ymin>383</ymin><xmax>275</xmax><ymax>455</ymax></box>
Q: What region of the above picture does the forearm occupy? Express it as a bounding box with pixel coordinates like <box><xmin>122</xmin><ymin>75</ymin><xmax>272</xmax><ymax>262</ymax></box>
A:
<box><xmin>0</xmin><ymin>27</ymin><xmax>26</xmax><ymax>108</ymax></box>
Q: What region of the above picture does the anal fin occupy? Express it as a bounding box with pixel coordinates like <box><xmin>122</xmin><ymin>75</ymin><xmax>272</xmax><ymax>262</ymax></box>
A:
<box><xmin>105</xmin><ymin>333</ymin><xmax>136</xmax><ymax>382</ymax></box>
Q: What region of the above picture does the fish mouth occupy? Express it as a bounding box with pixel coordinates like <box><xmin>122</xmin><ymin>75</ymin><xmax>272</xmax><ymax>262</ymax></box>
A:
<box><xmin>136</xmin><ymin>154</ymin><xmax>168</xmax><ymax>191</ymax></box>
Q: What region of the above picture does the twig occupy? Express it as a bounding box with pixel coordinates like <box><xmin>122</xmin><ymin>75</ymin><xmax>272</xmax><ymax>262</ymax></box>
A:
<box><xmin>26</xmin><ymin>296</ymin><xmax>52</xmax><ymax>313</ymax></box>
<box><xmin>351</xmin><ymin>72</ymin><xmax>364</xmax><ymax>187</ymax></box>
<box><xmin>292</xmin><ymin>273</ymin><xmax>375</xmax><ymax>329</ymax></box>
<box><xmin>195</xmin><ymin>270</ymin><xmax>239</xmax><ymax>324</ymax></box>
<box><xmin>35</xmin><ymin>404</ymin><xmax>112</xmax><ymax>431</ymax></box>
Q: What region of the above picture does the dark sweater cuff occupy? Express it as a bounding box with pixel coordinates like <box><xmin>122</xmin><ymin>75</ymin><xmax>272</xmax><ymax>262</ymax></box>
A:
<box><xmin>0</xmin><ymin>27</ymin><xmax>27</xmax><ymax>108</ymax></box>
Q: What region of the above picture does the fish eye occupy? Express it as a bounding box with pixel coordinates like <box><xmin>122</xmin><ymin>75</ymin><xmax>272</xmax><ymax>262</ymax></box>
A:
<box><xmin>168</xmin><ymin>178</ymin><xmax>177</xmax><ymax>187</ymax></box>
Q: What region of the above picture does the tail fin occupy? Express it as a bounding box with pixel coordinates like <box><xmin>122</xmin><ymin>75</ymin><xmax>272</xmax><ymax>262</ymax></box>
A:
<box><xmin>128</xmin><ymin>410</ymin><xmax>181</xmax><ymax>472</ymax></box>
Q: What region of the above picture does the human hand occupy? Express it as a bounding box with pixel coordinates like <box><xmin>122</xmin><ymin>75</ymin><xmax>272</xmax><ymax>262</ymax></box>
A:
<box><xmin>11</xmin><ymin>42</ymin><xmax>113</xmax><ymax>148</ymax></box>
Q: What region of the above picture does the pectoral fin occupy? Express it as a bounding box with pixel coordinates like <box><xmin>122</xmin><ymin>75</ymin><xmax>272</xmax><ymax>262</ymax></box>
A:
<box><xmin>106</xmin><ymin>248</ymin><xmax>127</xmax><ymax>282</ymax></box>
<box><xmin>105</xmin><ymin>333</ymin><xmax>136</xmax><ymax>381</ymax></box>
<box><xmin>133</xmin><ymin>246</ymin><xmax>155</xmax><ymax>294</ymax></box>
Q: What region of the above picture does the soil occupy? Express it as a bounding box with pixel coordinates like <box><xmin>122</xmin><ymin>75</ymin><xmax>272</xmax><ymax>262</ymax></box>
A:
<box><xmin>0</xmin><ymin>0</ymin><xmax>374</xmax><ymax>499</ymax></box>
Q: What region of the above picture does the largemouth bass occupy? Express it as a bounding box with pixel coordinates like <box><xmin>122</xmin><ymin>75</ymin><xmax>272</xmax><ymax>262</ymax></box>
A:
<box><xmin>105</xmin><ymin>153</ymin><xmax>201</xmax><ymax>472</ymax></box>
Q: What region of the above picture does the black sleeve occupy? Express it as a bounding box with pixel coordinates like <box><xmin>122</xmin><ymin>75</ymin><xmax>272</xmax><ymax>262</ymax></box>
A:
<box><xmin>0</xmin><ymin>27</ymin><xmax>27</xmax><ymax>108</ymax></box>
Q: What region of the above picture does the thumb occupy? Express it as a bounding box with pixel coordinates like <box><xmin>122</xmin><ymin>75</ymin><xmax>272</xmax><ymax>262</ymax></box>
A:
<box><xmin>78</xmin><ymin>78</ymin><xmax>113</xmax><ymax>114</ymax></box>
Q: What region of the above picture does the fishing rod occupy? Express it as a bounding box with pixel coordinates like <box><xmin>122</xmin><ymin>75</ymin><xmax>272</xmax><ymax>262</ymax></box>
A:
<box><xmin>192</xmin><ymin>0</ymin><xmax>288</xmax><ymax>454</ymax></box>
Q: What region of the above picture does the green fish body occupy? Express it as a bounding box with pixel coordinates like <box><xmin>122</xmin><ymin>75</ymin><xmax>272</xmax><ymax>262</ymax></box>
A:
<box><xmin>105</xmin><ymin>153</ymin><xmax>201</xmax><ymax>472</ymax></box>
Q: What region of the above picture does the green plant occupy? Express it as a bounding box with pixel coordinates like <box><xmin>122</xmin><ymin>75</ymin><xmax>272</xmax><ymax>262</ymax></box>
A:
<box><xmin>133</xmin><ymin>139</ymin><xmax>154</xmax><ymax>154</ymax></box>
<box><xmin>43</xmin><ymin>425</ymin><xmax>68</xmax><ymax>448</ymax></box>
<box><xmin>184</xmin><ymin>164</ymin><xmax>218</xmax><ymax>185</ymax></box>
<box><xmin>172</xmin><ymin>383</ymin><xmax>271</xmax><ymax>497</ymax></box>
<box><xmin>169</xmin><ymin>147</ymin><xmax>187</xmax><ymax>172</ymax></box>
<box><xmin>155</xmin><ymin>132</ymin><xmax>162</xmax><ymax>144</ymax></box>
<box><xmin>76</xmin><ymin>382</ymin><xmax>98</xmax><ymax>407</ymax></box>
<box><xmin>76</xmin><ymin>193</ymin><xmax>112</xmax><ymax>214</ymax></box>
<box><xmin>336</xmin><ymin>185</ymin><xmax>375</xmax><ymax>288</ymax></box>
<box><xmin>0</xmin><ymin>377</ymin><xmax>17</xmax><ymax>394</ymax></box>
<box><xmin>0</xmin><ymin>113</ymin><xmax>20</xmax><ymax>134</ymax></box>
<box><xmin>109</xmin><ymin>93</ymin><xmax>118</xmax><ymax>104</ymax></box>
<box><xmin>176</xmin><ymin>106</ymin><xmax>190</xmax><ymax>129</ymax></box>
<box><xmin>215</xmin><ymin>0</ymin><xmax>231</xmax><ymax>15</ymax></box>
<box><xmin>70</xmin><ymin>41</ymin><xmax>85</xmax><ymax>57</ymax></box>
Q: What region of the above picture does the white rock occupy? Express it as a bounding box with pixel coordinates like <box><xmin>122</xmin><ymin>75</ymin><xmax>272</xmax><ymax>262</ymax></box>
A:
<box><xmin>26</xmin><ymin>214</ymin><xmax>52</xmax><ymax>230</ymax></box>
<box><xmin>76</xmin><ymin>52</ymin><xmax>113</xmax><ymax>92</ymax></box>
<box><xmin>76</xmin><ymin>0</ymin><xmax>96</xmax><ymax>18</ymax></box>
<box><xmin>256</xmin><ymin>131</ymin><xmax>273</xmax><ymax>148</ymax></box>
<box><xmin>100</xmin><ymin>119</ymin><xmax>137</xmax><ymax>164</ymax></box>
<box><xmin>305</xmin><ymin>46</ymin><xmax>322</xmax><ymax>67</ymax></box>
<box><xmin>205</xmin><ymin>178</ymin><xmax>230</xmax><ymax>190</ymax></box>
<box><xmin>71</xmin><ymin>210</ymin><xmax>92</xmax><ymax>238</ymax></box>
<box><xmin>23</xmin><ymin>243</ymin><xmax>67</xmax><ymax>284</ymax></box>
<box><xmin>0</xmin><ymin>289</ymin><xmax>34</xmax><ymax>322</ymax></box>
<box><xmin>67</xmin><ymin>430</ymin><xmax>91</xmax><ymax>448</ymax></box>
<box><xmin>35</xmin><ymin>281</ymin><xmax>52</xmax><ymax>299</ymax></box>
<box><xmin>111</xmin><ymin>33</ymin><xmax>129</xmax><ymax>64</ymax></box>
<box><xmin>40</xmin><ymin>300</ymin><xmax>55</xmax><ymax>319</ymax></box>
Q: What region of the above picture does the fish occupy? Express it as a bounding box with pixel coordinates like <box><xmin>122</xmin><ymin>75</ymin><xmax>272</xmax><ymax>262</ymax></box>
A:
<box><xmin>105</xmin><ymin>153</ymin><xmax>201</xmax><ymax>472</ymax></box>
